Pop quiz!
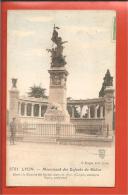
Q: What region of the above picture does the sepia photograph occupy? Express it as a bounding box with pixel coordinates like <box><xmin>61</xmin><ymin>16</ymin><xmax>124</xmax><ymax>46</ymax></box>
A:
<box><xmin>6</xmin><ymin>10</ymin><xmax>116</xmax><ymax>187</ymax></box>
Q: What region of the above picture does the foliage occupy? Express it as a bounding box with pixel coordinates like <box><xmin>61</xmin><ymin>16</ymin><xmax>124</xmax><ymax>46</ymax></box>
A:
<box><xmin>28</xmin><ymin>85</ymin><xmax>47</xmax><ymax>98</ymax></box>
<box><xmin>67</xmin><ymin>105</ymin><xmax>80</xmax><ymax>118</ymax></box>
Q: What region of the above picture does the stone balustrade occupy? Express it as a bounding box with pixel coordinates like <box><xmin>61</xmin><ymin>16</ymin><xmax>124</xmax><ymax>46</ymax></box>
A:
<box><xmin>67</xmin><ymin>98</ymin><xmax>105</xmax><ymax>119</ymax></box>
<box><xmin>17</xmin><ymin>97</ymin><xmax>105</xmax><ymax>121</ymax></box>
<box><xmin>9</xmin><ymin>70</ymin><xmax>115</xmax><ymax>139</ymax></box>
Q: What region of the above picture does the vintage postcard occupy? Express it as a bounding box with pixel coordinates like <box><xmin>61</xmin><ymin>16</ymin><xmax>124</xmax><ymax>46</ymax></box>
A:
<box><xmin>6</xmin><ymin>10</ymin><xmax>116</xmax><ymax>186</ymax></box>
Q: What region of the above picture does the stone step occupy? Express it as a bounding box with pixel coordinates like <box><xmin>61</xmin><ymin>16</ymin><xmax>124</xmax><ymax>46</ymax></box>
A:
<box><xmin>58</xmin><ymin>136</ymin><xmax>113</xmax><ymax>147</ymax></box>
<box><xmin>21</xmin><ymin>134</ymin><xmax>113</xmax><ymax>145</ymax></box>
<box><xmin>22</xmin><ymin>136</ymin><xmax>57</xmax><ymax>143</ymax></box>
<box><xmin>58</xmin><ymin>135</ymin><xmax>113</xmax><ymax>142</ymax></box>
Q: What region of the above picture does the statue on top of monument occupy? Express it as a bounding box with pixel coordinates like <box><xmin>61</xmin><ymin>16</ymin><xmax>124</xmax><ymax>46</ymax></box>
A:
<box><xmin>47</xmin><ymin>25</ymin><xmax>68</xmax><ymax>67</ymax></box>
<box><xmin>99</xmin><ymin>69</ymin><xmax>113</xmax><ymax>97</ymax></box>
<box><xmin>12</xmin><ymin>78</ymin><xmax>17</xmax><ymax>88</ymax></box>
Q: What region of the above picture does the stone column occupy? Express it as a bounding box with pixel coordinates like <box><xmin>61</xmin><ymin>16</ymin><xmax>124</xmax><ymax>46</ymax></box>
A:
<box><xmin>88</xmin><ymin>106</ymin><xmax>91</xmax><ymax>119</ymax></box>
<box><xmin>71</xmin><ymin>106</ymin><xmax>75</xmax><ymax>118</ymax></box>
<box><xmin>31</xmin><ymin>104</ymin><xmax>34</xmax><ymax>117</ymax></box>
<box><xmin>39</xmin><ymin>104</ymin><xmax>42</xmax><ymax>117</ymax></box>
<box><xmin>95</xmin><ymin>105</ymin><xmax>98</xmax><ymax>119</ymax></box>
<box><xmin>9</xmin><ymin>79</ymin><xmax>19</xmax><ymax>123</ymax></box>
<box><xmin>100</xmin><ymin>106</ymin><xmax>104</xmax><ymax>119</ymax></box>
<box><xmin>80</xmin><ymin>105</ymin><xmax>83</xmax><ymax>118</ymax></box>
<box><xmin>104</xmin><ymin>86</ymin><xmax>114</xmax><ymax>136</ymax></box>
<box><xmin>18</xmin><ymin>102</ymin><xmax>21</xmax><ymax>115</ymax></box>
<box><xmin>24</xmin><ymin>103</ymin><xmax>27</xmax><ymax>116</ymax></box>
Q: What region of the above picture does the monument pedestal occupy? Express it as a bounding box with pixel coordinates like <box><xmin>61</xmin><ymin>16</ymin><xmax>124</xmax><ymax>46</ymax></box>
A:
<box><xmin>44</xmin><ymin>109</ymin><xmax>70</xmax><ymax>123</ymax></box>
<box><xmin>43</xmin><ymin>25</ymin><xmax>75</xmax><ymax>136</ymax></box>
<box><xmin>44</xmin><ymin>67</ymin><xmax>70</xmax><ymax>123</ymax></box>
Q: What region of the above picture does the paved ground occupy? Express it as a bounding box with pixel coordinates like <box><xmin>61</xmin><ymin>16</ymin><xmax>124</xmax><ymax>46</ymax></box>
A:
<box><xmin>6</xmin><ymin>141</ymin><xmax>115</xmax><ymax>187</ymax></box>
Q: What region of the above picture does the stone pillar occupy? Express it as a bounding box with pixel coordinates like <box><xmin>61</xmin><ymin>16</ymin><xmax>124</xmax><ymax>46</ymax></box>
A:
<box><xmin>88</xmin><ymin>106</ymin><xmax>91</xmax><ymax>119</ymax></box>
<box><xmin>46</xmin><ymin>69</ymin><xmax>70</xmax><ymax>122</ymax></box>
<box><xmin>24</xmin><ymin>103</ymin><xmax>27</xmax><ymax>116</ymax></box>
<box><xmin>71</xmin><ymin>106</ymin><xmax>75</xmax><ymax>118</ymax></box>
<box><xmin>104</xmin><ymin>86</ymin><xmax>114</xmax><ymax>136</ymax></box>
<box><xmin>31</xmin><ymin>104</ymin><xmax>34</xmax><ymax>117</ymax></box>
<box><xmin>18</xmin><ymin>102</ymin><xmax>21</xmax><ymax>115</ymax></box>
<box><xmin>39</xmin><ymin>104</ymin><xmax>42</xmax><ymax>117</ymax></box>
<box><xmin>100</xmin><ymin>106</ymin><xmax>104</xmax><ymax>119</ymax></box>
<box><xmin>9</xmin><ymin>78</ymin><xmax>19</xmax><ymax>123</ymax></box>
<box><xmin>80</xmin><ymin>105</ymin><xmax>83</xmax><ymax>118</ymax></box>
<box><xmin>95</xmin><ymin>105</ymin><xmax>98</xmax><ymax>119</ymax></box>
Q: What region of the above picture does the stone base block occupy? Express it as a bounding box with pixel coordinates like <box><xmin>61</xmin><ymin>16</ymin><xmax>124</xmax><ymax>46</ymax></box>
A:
<box><xmin>44</xmin><ymin>106</ymin><xmax>70</xmax><ymax>123</ymax></box>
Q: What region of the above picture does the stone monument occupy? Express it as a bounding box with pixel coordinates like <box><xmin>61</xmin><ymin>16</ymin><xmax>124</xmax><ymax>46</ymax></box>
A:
<box><xmin>44</xmin><ymin>25</ymin><xmax>70</xmax><ymax>123</ymax></box>
<box><xmin>99</xmin><ymin>70</ymin><xmax>114</xmax><ymax>136</ymax></box>
<box><xmin>9</xmin><ymin>78</ymin><xmax>19</xmax><ymax>122</ymax></box>
<box><xmin>99</xmin><ymin>69</ymin><xmax>113</xmax><ymax>97</ymax></box>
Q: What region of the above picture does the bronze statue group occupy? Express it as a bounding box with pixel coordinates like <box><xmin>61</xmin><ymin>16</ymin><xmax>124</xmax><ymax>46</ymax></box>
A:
<box><xmin>47</xmin><ymin>25</ymin><xmax>67</xmax><ymax>67</ymax></box>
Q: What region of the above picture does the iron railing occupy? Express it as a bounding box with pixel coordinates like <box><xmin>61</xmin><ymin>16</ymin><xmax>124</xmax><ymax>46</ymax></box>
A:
<box><xmin>10</xmin><ymin>122</ymin><xmax>109</xmax><ymax>139</ymax></box>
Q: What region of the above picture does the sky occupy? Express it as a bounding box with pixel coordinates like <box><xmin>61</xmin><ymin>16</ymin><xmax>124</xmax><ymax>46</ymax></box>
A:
<box><xmin>7</xmin><ymin>10</ymin><xmax>116</xmax><ymax>101</ymax></box>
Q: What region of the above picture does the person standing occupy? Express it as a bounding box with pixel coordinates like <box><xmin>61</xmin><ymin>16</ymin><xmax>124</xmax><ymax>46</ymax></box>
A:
<box><xmin>10</xmin><ymin>118</ymin><xmax>17</xmax><ymax>145</ymax></box>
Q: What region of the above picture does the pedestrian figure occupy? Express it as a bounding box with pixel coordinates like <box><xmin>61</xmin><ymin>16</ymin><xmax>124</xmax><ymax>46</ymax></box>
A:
<box><xmin>10</xmin><ymin>118</ymin><xmax>17</xmax><ymax>145</ymax></box>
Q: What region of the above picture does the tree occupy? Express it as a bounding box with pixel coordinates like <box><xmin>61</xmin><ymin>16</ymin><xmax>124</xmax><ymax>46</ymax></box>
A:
<box><xmin>28</xmin><ymin>85</ymin><xmax>47</xmax><ymax>98</ymax></box>
<box><xmin>74</xmin><ymin>106</ymin><xmax>80</xmax><ymax>118</ymax></box>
